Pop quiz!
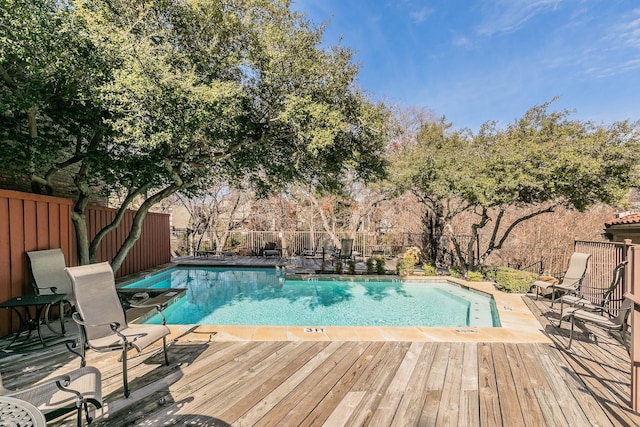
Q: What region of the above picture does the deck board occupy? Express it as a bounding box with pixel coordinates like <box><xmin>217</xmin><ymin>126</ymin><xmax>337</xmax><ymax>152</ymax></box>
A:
<box><xmin>504</xmin><ymin>343</ymin><xmax>547</xmax><ymax>426</ymax></box>
<box><xmin>254</xmin><ymin>341</ymin><xmax>362</xmax><ymax>426</ymax></box>
<box><xmin>299</xmin><ymin>342</ymin><xmax>385</xmax><ymax>427</ymax></box>
<box><xmin>517</xmin><ymin>344</ymin><xmax>568</xmax><ymax>427</ymax></box>
<box><xmin>388</xmin><ymin>341</ymin><xmax>438</xmax><ymax>427</ymax></box>
<box><xmin>459</xmin><ymin>342</ymin><xmax>480</xmax><ymax>427</ymax></box>
<box><xmin>478</xmin><ymin>342</ymin><xmax>503</xmax><ymax>426</ymax></box>
<box><xmin>1</xmin><ymin>294</ymin><xmax>640</xmax><ymax>426</ymax></box>
<box><xmin>435</xmin><ymin>342</ymin><xmax>464</xmax><ymax>427</ymax></box>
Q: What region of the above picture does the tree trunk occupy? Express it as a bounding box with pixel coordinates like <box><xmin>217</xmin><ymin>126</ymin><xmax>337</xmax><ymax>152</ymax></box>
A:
<box><xmin>421</xmin><ymin>202</ymin><xmax>446</xmax><ymax>265</ymax></box>
<box><xmin>110</xmin><ymin>183</ymin><xmax>182</xmax><ymax>272</ymax></box>
<box><xmin>71</xmin><ymin>161</ymin><xmax>92</xmax><ymax>265</ymax></box>
<box><xmin>72</xmin><ymin>210</ymin><xmax>90</xmax><ymax>265</ymax></box>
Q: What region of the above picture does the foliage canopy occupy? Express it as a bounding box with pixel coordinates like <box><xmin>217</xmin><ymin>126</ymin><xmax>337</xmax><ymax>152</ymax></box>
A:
<box><xmin>0</xmin><ymin>0</ymin><xmax>390</xmax><ymax>270</ymax></box>
<box><xmin>389</xmin><ymin>101</ymin><xmax>640</xmax><ymax>274</ymax></box>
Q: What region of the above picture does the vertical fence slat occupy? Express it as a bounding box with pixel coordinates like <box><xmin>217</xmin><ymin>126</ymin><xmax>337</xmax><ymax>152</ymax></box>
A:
<box><xmin>0</xmin><ymin>188</ymin><xmax>171</xmax><ymax>338</ymax></box>
<box><xmin>574</xmin><ymin>239</ymin><xmax>630</xmax><ymax>313</ymax></box>
<box><xmin>0</xmin><ymin>197</ymin><xmax>11</xmax><ymax>335</ymax></box>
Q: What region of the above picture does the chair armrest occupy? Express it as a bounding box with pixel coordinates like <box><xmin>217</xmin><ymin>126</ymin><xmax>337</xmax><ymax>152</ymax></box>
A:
<box><xmin>7</xmin><ymin>373</ymin><xmax>71</xmax><ymax>397</ymax></box>
<box><xmin>31</xmin><ymin>283</ymin><xmax>59</xmax><ymax>294</ymax></box>
<box><xmin>72</xmin><ymin>311</ymin><xmax>121</xmax><ymax>331</ymax></box>
<box><xmin>130</xmin><ymin>302</ymin><xmax>166</xmax><ymax>323</ymax></box>
<box><xmin>130</xmin><ymin>302</ymin><xmax>165</xmax><ymax>311</ymax></box>
<box><xmin>130</xmin><ymin>303</ymin><xmax>167</xmax><ymax>325</ymax></box>
<box><xmin>54</xmin><ymin>377</ymin><xmax>85</xmax><ymax>404</ymax></box>
<box><xmin>9</xmin><ymin>373</ymin><xmax>86</xmax><ymax>412</ymax></box>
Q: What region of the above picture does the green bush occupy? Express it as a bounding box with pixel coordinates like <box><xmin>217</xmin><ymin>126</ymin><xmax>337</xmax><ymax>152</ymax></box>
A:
<box><xmin>366</xmin><ymin>257</ymin><xmax>375</xmax><ymax>274</ymax></box>
<box><xmin>449</xmin><ymin>265</ymin><xmax>461</xmax><ymax>278</ymax></box>
<box><xmin>348</xmin><ymin>260</ymin><xmax>356</xmax><ymax>275</ymax></box>
<box><xmin>489</xmin><ymin>266</ymin><xmax>537</xmax><ymax>293</ymax></box>
<box><xmin>375</xmin><ymin>256</ymin><xmax>386</xmax><ymax>275</ymax></box>
<box><xmin>396</xmin><ymin>258</ymin><xmax>414</xmax><ymax>276</ymax></box>
<box><xmin>422</xmin><ymin>264</ymin><xmax>436</xmax><ymax>276</ymax></box>
<box><xmin>467</xmin><ymin>271</ymin><xmax>484</xmax><ymax>282</ymax></box>
<box><xmin>397</xmin><ymin>247</ymin><xmax>421</xmax><ymax>276</ymax></box>
<box><xmin>335</xmin><ymin>260</ymin><xmax>343</xmax><ymax>274</ymax></box>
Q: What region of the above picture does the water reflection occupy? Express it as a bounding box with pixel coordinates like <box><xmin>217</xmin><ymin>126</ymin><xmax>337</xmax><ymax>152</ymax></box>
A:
<box><xmin>140</xmin><ymin>267</ymin><xmax>497</xmax><ymax>327</ymax></box>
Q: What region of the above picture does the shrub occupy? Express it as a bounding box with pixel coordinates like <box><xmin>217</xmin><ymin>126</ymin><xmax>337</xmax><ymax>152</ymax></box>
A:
<box><xmin>375</xmin><ymin>256</ymin><xmax>386</xmax><ymax>275</ymax></box>
<box><xmin>422</xmin><ymin>264</ymin><xmax>436</xmax><ymax>276</ymax></box>
<box><xmin>403</xmin><ymin>246</ymin><xmax>421</xmax><ymax>265</ymax></box>
<box><xmin>335</xmin><ymin>260</ymin><xmax>343</xmax><ymax>274</ymax></box>
<box><xmin>467</xmin><ymin>271</ymin><xmax>484</xmax><ymax>282</ymax></box>
<box><xmin>366</xmin><ymin>257</ymin><xmax>375</xmax><ymax>274</ymax></box>
<box><xmin>489</xmin><ymin>266</ymin><xmax>538</xmax><ymax>293</ymax></box>
<box><xmin>396</xmin><ymin>258</ymin><xmax>412</xmax><ymax>276</ymax></box>
<box><xmin>348</xmin><ymin>260</ymin><xmax>356</xmax><ymax>275</ymax></box>
<box><xmin>449</xmin><ymin>265</ymin><xmax>461</xmax><ymax>278</ymax></box>
<box><xmin>397</xmin><ymin>247</ymin><xmax>421</xmax><ymax>276</ymax></box>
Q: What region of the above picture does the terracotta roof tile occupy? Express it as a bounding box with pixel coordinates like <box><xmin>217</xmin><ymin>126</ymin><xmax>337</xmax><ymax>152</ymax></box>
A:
<box><xmin>605</xmin><ymin>212</ymin><xmax>640</xmax><ymax>226</ymax></box>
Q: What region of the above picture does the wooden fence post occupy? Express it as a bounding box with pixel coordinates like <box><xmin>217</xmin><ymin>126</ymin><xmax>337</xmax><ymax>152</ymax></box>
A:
<box><xmin>627</xmin><ymin>244</ymin><xmax>640</xmax><ymax>412</ymax></box>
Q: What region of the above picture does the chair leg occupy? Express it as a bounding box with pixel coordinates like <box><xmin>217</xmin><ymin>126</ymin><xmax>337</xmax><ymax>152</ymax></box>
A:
<box><xmin>60</xmin><ymin>301</ymin><xmax>66</xmax><ymax>335</ymax></box>
<box><xmin>556</xmin><ymin>314</ymin><xmax>563</xmax><ymax>329</ymax></box>
<box><xmin>556</xmin><ymin>300</ymin><xmax>565</xmax><ymax>328</ymax></box>
<box><xmin>163</xmin><ymin>336</ymin><xmax>169</xmax><ymax>365</ymax></box>
<box><xmin>84</xmin><ymin>399</ymin><xmax>93</xmax><ymax>425</ymax></box>
<box><xmin>76</xmin><ymin>402</ymin><xmax>82</xmax><ymax>427</ymax></box>
<box><xmin>122</xmin><ymin>346</ymin><xmax>129</xmax><ymax>398</ymax></box>
<box><xmin>566</xmin><ymin>316</ymin><xmax>575</xmax><ymax>350</ymax></box>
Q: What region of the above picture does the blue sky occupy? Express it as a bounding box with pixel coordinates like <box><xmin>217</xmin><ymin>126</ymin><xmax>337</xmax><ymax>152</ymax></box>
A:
<box><xmin>292</xmin><ymin>0</ymin><xmax>640</xmax><ymax>132</ymax></box>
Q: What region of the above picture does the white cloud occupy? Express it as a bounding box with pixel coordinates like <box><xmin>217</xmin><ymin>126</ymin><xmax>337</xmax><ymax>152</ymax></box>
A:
<box><xmin>610</xmin><ymin>8</ymin><xmax>640</xmax><ymax>49</ymax></box>
<box><xmin>452</xmin><ymin>34</ymin><xmax>472</xmax><ymax>48</ymax></box>
<box><xmin>476</xmin><ymin>0</ymin><xmax>563</xmax><ymax>36</ymax></box>
<box><xmin>409</xmin><ymin>7</ymin><xmax>432</xmax><ymax>24</ymax></box>
<box><xmin>578</xmin><ymin>8</ymin><xmax>640</xmax><ymax>78</ymax></box>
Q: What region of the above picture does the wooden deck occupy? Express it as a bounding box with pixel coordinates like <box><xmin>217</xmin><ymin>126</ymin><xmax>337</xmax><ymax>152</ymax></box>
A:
<box><xmin>1</xmin><ymin>294</ymin><xmax>638</xmax><ymax>426</ymax></box>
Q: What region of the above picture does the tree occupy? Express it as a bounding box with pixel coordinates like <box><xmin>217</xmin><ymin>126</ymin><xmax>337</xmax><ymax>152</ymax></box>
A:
<box><xmin>174</xmin><ymin>184</ymin><xmax>250</xmax><ymax>253</ymax></box>
<box><xmin>1</xmin><ymin>0</ymin><xmax>391</xmax><ymax>272</ymax></box>
<box><xmin>389</xmin><ymin>100</ymin><xmax>640</xmax><ymax>275</ymax></box>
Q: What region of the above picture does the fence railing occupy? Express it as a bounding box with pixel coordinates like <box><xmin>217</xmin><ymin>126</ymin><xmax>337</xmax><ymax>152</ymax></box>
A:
<box><xmin>174</xmin><ymin>229</ymin><xmax>635</xmax><ymax>312</ymax></box>
<box><xmin>172</xmin><ymin>229</ymin><xmax>424</xmax><ymax>258</ymax></box>
<box><xmin>573</xmin><ymin>239</ymin><xmax>632</xmax><ymax>314</ymax></box>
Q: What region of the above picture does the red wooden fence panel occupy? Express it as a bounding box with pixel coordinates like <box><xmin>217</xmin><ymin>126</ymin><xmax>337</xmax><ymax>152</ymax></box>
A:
<box><xmin>0</xmin><ymin>189</ymin><xmax>170</xmax><ymax>337</ymax></box>
<box><xmin>0</xmin><ymin>189</ymin><xmax>74</xmax><ymax>336</ymax></box>
<box><xmin>84</xmin><ymin>205</ymin><xmax>171</xmax><ymax>278</ymax></box>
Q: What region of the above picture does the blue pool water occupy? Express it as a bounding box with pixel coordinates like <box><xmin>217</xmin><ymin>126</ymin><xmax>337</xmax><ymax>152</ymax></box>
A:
<box><xmin>123</xmin><ymin>267</ymin><xmax>500</xmax><ymax>327</ymax></box>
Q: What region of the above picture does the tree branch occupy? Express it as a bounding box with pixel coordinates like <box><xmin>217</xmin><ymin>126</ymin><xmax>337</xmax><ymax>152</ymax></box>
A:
<box><xmin>494</xmin><ymin>205</ymin><xmax>557</xmax><ymax>250</ymax></box>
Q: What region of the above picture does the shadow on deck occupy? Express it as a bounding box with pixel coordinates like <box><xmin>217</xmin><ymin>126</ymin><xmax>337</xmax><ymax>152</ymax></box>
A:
<box><xmin>0</xmin><ymin>290</ymin><xmax>638</xmax><ymax>426</ymax></box>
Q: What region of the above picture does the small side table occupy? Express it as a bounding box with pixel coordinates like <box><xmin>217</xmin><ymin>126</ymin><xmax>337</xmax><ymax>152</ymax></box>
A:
<box><xmin>0</xmin><ymin>396</ymin><xmax>46</xmax><ymax>427</ymax></box>
<box><xmin>0</xmin><ymin>293</ymin><xmax>66</xmax><ymax>349</ymax></box>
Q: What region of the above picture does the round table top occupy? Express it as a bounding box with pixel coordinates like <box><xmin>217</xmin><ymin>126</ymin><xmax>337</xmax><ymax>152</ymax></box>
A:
<box><xmin>0</xmin><ymin>396</ymin><xmax>46</xmax><ymax>427</ymax></box>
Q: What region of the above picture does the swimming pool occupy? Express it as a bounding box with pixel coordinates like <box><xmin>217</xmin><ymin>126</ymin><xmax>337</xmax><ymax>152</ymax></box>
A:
<box><xmin>122</xmin><ymin>266</ymin><xmax>500</xmax><ymax>327</ymax></box>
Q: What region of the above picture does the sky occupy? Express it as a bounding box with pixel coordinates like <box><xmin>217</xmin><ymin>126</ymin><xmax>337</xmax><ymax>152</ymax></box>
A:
<box><xmin>292</xmin><ymin>0</ymin><xmax>640</xmax><ymax>132</ymax></box>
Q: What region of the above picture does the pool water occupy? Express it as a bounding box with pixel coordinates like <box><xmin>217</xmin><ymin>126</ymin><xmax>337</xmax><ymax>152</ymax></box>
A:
<box><xmin>123</xmin><ymin>267</ymin><xmax>500</xmax><ymax>327</ymax></box>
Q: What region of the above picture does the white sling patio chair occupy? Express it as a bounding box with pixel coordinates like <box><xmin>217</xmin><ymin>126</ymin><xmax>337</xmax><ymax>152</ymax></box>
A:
<box><xmin>533</xmin><ymin>252</ymin><xmax>591</xmax><ymax>307</ymax></box>
<box><xmin>65</xmin><ymin>262</ymin><xmax>170</xmax><ymax>398</ymax></box>
<box><xmin>561</xmin><ymin>297</ymin><xmax>632</xmax><ymax>351</ymax></box>
<box><xmin>556</xmin><ymin>260</ymin><xmax>628</xmax><ymax>328</ymax></box>
<box><xmin>1</xmin><ymin>366</ymin><xmax>102</xmax><ymax>426</ymax></box>
<box><xmin>27</xmin><ymin>248</ymin><xmax>74</xmax><ymax>334</ymax></box>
